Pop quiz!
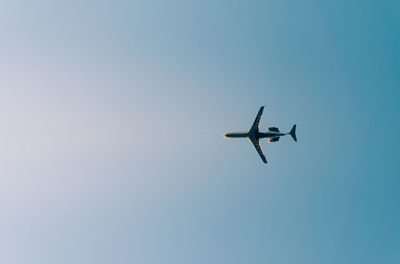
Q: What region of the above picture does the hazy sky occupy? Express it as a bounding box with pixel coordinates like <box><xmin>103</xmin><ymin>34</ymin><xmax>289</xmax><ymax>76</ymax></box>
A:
<box><xmin>1</xmin><ymin>1</ymin><xmax>399</xmax><ymax>263</ymax></box>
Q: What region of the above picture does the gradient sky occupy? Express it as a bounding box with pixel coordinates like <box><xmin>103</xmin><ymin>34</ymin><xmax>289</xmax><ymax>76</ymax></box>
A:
<box><xmin>1</xmin><ymin>1</ymin><xmax>399</xmax><ymax>263</ymax></box>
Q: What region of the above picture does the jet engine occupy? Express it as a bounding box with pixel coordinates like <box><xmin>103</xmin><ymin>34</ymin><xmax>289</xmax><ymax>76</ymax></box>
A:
<box><xmin>268</xmin><ymin>127</ymin><xmax>280</xmax><ymax>132</ymax></box>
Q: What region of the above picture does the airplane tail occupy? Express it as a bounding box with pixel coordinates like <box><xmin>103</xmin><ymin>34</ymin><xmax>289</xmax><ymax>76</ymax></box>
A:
<box><xmin>289</xmin><ymin>124</ymin><xmax>297</xmax><ymax>142</ymax></box>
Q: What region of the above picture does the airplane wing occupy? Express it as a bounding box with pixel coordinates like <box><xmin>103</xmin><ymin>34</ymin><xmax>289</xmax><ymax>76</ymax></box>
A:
<box><xmin>250</xmin><ymin>106</ymin><xmax>264</xmax><ymax>132</ymax></box>
<box><xmin>249</xmin><ymin>137</ymin><xmax>267</xmax><ymax>163</ymax></box>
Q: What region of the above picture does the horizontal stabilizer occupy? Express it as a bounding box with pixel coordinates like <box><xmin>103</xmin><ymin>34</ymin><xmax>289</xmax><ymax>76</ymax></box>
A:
<box><xmin>290</xmin><ymin>124</ymin><xmax>297</xmax><ymax>142</ymax></box>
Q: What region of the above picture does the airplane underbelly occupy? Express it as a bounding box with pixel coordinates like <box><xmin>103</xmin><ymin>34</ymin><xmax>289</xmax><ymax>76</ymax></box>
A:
<box><xmin>258</xmin><ymin>132</ymin><xmax>274</xmax><ymax>138</ymax></box>
<box><xmin>224</xmin><ymin>132</ymin><xmax>248</xmax><ymax>138</ymax></box>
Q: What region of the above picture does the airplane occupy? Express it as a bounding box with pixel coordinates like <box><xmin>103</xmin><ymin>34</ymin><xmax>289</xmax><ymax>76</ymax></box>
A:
<box><xmin>224</xmin><ymin>106</ymin><xmax>297</xmax><ymax>163</ymax></box>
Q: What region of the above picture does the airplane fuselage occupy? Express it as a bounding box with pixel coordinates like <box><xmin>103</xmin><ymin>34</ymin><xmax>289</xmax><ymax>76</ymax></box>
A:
<box><xmin>224</xmin><ymin>131</ymin><xmax>287</xmax><ymax>139</ymax></box>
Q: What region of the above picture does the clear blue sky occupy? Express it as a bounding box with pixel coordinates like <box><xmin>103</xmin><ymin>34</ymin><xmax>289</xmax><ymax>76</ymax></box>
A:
<box><xmin>1</xmin><ymin>0</ymin><xmax>399</xmax><ymax>263</ymax></box>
